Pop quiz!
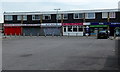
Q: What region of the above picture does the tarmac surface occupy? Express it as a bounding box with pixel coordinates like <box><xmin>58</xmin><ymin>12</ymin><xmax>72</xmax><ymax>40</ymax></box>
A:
<box><xmin>2</xmin><ymin>36</ymin><xmax>118</xmax><ymax>70</ymax></box>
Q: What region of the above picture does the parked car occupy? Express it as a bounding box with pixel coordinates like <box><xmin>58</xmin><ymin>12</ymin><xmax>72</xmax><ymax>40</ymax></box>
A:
<box><xmin>97</xmin><ymin>30</ymin><xmax>109</xmax><ymax>39</ymax></box>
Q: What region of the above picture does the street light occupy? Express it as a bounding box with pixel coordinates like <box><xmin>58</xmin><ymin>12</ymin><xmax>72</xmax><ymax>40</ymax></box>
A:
<box><xmin>54</xmin><ymin>8</ymin><xmax>61</xmax><ymax>25</ymax></box>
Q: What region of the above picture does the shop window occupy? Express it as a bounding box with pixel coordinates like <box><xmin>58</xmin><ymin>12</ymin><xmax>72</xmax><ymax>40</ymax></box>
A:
<box><xmin>109</xmin><ymin>12</ymin><xmax>116</xmax><ymax>18</ymax></box>
<box><xmin>64</xmin><ymin>26</ymin><xmax>66</xmax><ymax>32</ymax></box>
<box><xmin>68</xmin><ymin>26</ymin><xmax>72</xmax><ymax>32</ymax></box>
<box><xmin>63</xmin><ymin>14</ymin><xmax>68</xmax><ymax>19</ymax></box>
<box><xmin>78</xmin><ymin>26</ymin><xmax>83</xmax><ymax>31</ymax></box>
<box><xmin>73</xmin><ymin>26</ymin><xmax>77</xmax><ymax>32</ymax></box>
<box><xmin>5</xmin><ymin>15</ymin><xmax>13</xmax><ymax>20</ymax></box>
<box><xmin>56</xmin><ymin>14</ymin><xmax>61</xmax><ymax>20</ymax></box>
<box><xmin>43</xmin><ymin>14</ymin><xmax>51</xmax><ymax>20</ymax></box>
<box><xmin>102</xmin><ymin>12</ymin><xmax>108</xmax><ymax>18</ymax></box>
<box><xmin>74</xmin><ymin>13</ymin><xmax>84</xmax><ymax>19</ymax></box>
<box><xmin>85</xmin><ymin>13</ymin><xmax>95</xmax><ymax>19</ymax></box>
<box><xmin>32</xmin><ymin>15</ymin><xmax>40</xmax><ymax>20</ymax></box>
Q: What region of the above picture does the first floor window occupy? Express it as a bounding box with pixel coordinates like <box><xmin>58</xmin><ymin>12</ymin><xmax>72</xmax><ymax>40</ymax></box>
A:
<box><xmin>85</xmin><ymin>13</ymin><xmax>95</xmax><ymax>19</ymax></box>
<box><xmin>57</xmin><ymin>14</ymin><xmax>61</xmax><ymax>20</ymax></box>
<box><xmin>109</xmin><ymin>12</ymin><xmax>116</xmax><ymax>18</ymax></box>
<box><xmin>5</xmin><ymin>15</ymin><xmax>13</xmax><ymax>20</ymax></box>
<box><xmin>43</xmin><ymin>14</ymin><xmax>51</xmax><ymax>20</ymax></box>
<box><xmin>63</xmin><ymin>14</ymin><xmax>68</xmax><ymax>19</ymax></box>
<box><xmin>23</xmin><ymin>15</ymin><xmax>27</xmax><ymax>20</ymax></box>
<box><xmin>32</xmin><ymin>15</ymin><xmax>40</xmax><ymax>20</ymax></box>
<box><xmin>102</xmin><ymin>12</ymin><xmax>108</xmax><ymax>18</ymax></box>
<box><xmin>17</xmin><ymin>15</ymin><xmax>22</xmax><ymax>20</ymax></box>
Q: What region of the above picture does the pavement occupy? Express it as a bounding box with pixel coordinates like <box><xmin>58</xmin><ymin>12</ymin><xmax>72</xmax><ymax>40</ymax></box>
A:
<box><xmin>2</xmin><ymin>36</ymin><xmax>118</xmax><ymax>70</ymax></box>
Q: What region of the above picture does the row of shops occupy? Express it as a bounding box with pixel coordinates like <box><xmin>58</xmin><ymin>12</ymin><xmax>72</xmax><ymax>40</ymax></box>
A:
<box><xmin>3</xmin><ymin>23</ymin><xmax>120</xmax><ymax>36</ymax></box>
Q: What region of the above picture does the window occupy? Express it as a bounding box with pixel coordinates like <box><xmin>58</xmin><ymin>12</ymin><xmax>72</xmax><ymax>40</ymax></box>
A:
<box><xmin>73</xmin><ymin>26</ymin><xmax>77</xmax><ymax>32</ymax></box>
<box><xmin>17</xmin><ymin>15</ymin><xmax>22</xmax><ymax>20</ymax></box>
<box><xmin>5</xmin><ymin>15</ymin><xmax>13</xmax><ymax>20</ymax></box>
<box><xmin>56</xmin><ymin>14</ymin><xmax>61</xmax><ymax>20</ymax></box>
<box><xmin>78</xmin><ymin>26</ymin><xmax>83</xmax><ymax>31</ymax></box>
<box><xmin>74</xmin><ymin>13</ymin><xmax>84</xmax><ymax>19</ymax></box>
<box><xmin>32</xmin><ymin>15</ymin><xmax>40</xmax><ymax>20</ymax></box>
<box><xmin>43</xmin><ymin>14</ymin><xmax>51</xmax><ymax>20</ymax></box>
<box><xmin>85</xmin><ymin>13</ymin><xmax>95</xmax><ymax>19</ymax></box>
<box><xmin>64</xmin><ymin>26</ymin><xmax>66</xmax><ymax>32</ymax></box>
<box><xmin>102</xmin><ymin>12</ymin><xmax>108</xmax><ymax>18</ymax></box>
<box><xmin>63</xmin><ymin>14</ymin><xmax>68</xmax><ymax>19</ymax></box>
<box><xmin>17</xmin><ymin>15</ymin><xmax>27</xmax><ymax>20</ymax></box>
<box><xmin>23</xmin><ymin>15</ymin><xmax>27</xmax><ymax>20</ymax></box>
<box><xmin>68</xmin><ymin>26</ymin><xmax>72</xmax><ymax>32</ymax></box>
<box><xmin>109</xmin><ymin>12</ymin><xmax>116</xmax><ymax>18</ymax></box>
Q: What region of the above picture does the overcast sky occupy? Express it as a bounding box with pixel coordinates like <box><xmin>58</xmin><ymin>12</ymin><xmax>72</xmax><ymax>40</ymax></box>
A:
<box><xmin>0</xmin><ymin>0</ymin><xmax>120</xmax><ymax>23</ymax></box>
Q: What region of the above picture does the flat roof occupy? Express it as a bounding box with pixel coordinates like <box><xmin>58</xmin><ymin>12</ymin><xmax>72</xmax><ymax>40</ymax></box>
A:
<box><xmin>4</xmin><ymin>8</ymin><xmax>120</xmax><ymax>15</ymax></box>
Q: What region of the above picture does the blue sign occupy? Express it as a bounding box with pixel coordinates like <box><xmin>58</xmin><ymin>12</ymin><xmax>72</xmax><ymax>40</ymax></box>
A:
<box><xmin>91</xmin><ymin>22</ymin><xmax>109</xmax><ymax>25</ymax></box>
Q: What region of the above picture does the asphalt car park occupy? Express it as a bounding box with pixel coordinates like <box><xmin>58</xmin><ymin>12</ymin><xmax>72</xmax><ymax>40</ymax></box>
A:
<box><xmin>2</xmin><ymin>36</ymin><xmax>118</xmax><ymax>70</ymax></box>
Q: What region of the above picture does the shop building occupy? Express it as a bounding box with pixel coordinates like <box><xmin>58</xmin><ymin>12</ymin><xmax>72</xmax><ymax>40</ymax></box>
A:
<box><xmin>3</xmin><ymin>9</ymin><xmax>120</xmax><ymax>36</ymax></box>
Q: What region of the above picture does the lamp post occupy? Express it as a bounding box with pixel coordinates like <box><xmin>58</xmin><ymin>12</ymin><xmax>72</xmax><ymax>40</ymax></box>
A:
<box><xmin>54</xmin><ymin>8</ymin><xmax>60</xmax><ymax>25</ymax></box>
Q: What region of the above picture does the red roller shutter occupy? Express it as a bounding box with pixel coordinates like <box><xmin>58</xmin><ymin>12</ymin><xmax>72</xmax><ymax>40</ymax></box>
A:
<box><xmin>4</xmin><ymin>26</ymin><xmax>22</xmax><ymax>35</ymax></box>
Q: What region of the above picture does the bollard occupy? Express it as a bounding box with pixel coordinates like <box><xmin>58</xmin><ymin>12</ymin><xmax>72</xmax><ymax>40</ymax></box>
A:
<box><xmin>68</xmin><ymin>33</ymin><xmax>70</xmax><ymax>37</ymax></box>
<box><xmin>52</xmin><ymin>33</ymin><xmax>54</xmax><ymax>37</ymax></box>
<box><xmin>10</xmin><ymin>33</ymin><xmax>12</xmax><ymax>37</ymax></box>
<box><xmin>76</xmin><ymin>33</ymin><xmax>78</xmax><ymax>37</ymax></box>
<box><xmin>23</xmin><ymin>33</ymin><xmax>25</xmax><ymax>37</ymax></box>
<box><xmin>15</xmin><ymin>33</ymin><xmax>16</xmax><ymax>37</ymax></box>
<box><xmin>37</xmin><ymin>33</ymin><xmax>39</xmax><ymax>37</ymax></box>
<box><xmin>30</xmin><ymin>33</ymin><xmax>32</xmax><ymax>37</ymax></box>
<box><xmin>19</xmin><ymin>33</ymin><xmax>21</xmax><ymax>37</ymax></box>
<box><xmin>45</xmin><ymin>34</ymin><xmax>46</xmax><ymax>37</ymax></box>
<box><xmin>5</xmin><ymin>33</ymin><xmax>7</xmax><ymax>38</ymax></box>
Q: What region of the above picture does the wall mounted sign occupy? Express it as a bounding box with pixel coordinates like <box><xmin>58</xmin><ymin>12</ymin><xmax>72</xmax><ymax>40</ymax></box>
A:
<box><xmin>41</xmin><ymin>23</ymin><xmax>62</xmax><ymax>27</ymax></box>
<box><xmin>4</xmin><ymin>24</ymin><xmax>41</xmax><ymax>26</ymax></box>
<box><xmin>62</xmin><ymin>23</ymin><xmax>83</xmax><ymax>26</ymax></box>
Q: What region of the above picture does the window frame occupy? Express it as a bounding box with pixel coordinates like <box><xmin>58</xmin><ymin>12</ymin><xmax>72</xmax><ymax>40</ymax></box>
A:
<box><xmin>32</xmin><ymin>15</ymin><xmax>40</xmax><ymax>20</ymax></box>
<box><xmin>5</xmin><ymin>15</ymin><xmax>13</xmax><ymax>21</ymax></box>
<box><xmin>43</xmin><ymin>14</ymin><xmax>51</xmax><ymax>20</ymax></box>
<box><xmin>85</xmin><ymin>13</ymin><xmax>95</xmax><ymax>19</ymax></box>
<box><xmin>63</xmin><ymin>14</ymin><xmax>68</xmax><ymax>20</ymax></box>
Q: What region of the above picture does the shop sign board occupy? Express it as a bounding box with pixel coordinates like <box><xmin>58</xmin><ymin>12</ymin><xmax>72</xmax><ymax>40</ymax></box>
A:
<box><xmin>83</xmin><ymin>23</ymin><xmax>90</xmax><ymax>25</ymax></box>
<box><xmin>90</xmin><ymin>25</ymin><xmax>108</xmax><ymax>27</ymax></box>
<box><xmin>4</xmin><ymin>24</ymin><xmax>41</xmax><ymax>26</ymax></box>
<box><xmin>91</xmin><ymin>22</ymin><xmax>109</xmax><ymax>25</ymax></box>
<box><xmin>41</xmin><ymin>23</ymin><xmax>62</xmax><ymax>27</ymax></box>
<box><xmin>62</xmin><ymin>23</ymin><xmax>83</xmax><ymax>26</ymax></box>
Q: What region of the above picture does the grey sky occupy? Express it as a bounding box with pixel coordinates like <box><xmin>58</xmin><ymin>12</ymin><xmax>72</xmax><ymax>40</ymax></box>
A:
<box><xmin>0</xmin><ymin>0</ymin><xmax>120</xmax><ymax>23</ymax></box>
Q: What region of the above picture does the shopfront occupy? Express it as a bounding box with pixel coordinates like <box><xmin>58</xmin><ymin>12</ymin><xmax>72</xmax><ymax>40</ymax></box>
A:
<box><xmin>41</xmin><ymin>23</ymin><xmax>62</xmax><ymax>36</ymax></box>
<box><xmin>109</xmin><ymin>23</ymin><xmax>120</xmax><ymax>36</ymax></box>
<box><xmin>83</xmin><ymin>23</ymin><xmax>90</xmax><ymax>36</ymax></box>
<box><xmin>90</xmin><ymin>23</ymin><xmax>109</xmax><ymax>36</ymax></box>
<box><xmin>4</xmin><ymin>24</ymin><xmax>22</xmax><ymax>35</ymax></box>
<box><xmin>62</xmin><ymin>23</ymin><xmax>83</xmax><ymax>36</ymax></box>
<box><xmin>22</xmin><ymin>24</ymin><xmax>42</xmax><ymax>36</ymax></box>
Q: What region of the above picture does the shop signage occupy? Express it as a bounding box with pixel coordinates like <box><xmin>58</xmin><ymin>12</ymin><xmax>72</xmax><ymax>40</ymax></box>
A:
<box><xmin>91</xmin><ymin>22</ymin><xmax>109</xmax><ymax>25</ymax></box>
<box><xmin>90</xmin><ymin>25</ymin><xmax>108</xmax><ymax>27</ymax></box>
<box><xmin>62</xmin><ymin>23</ymin><xmax>83</xmax><ymax>26</ymax></box>
<box><xmin>110</xmin><ymin>23</ymin><xmax>120</xmax><ymax>25</ymax></box>
<box><xmin>41</xmin><ymin>23</ymin><xmax>62</xmax><ymax>27</ymax></box>
<box><xmin>4</xmin><ymin>24</ymin><xmax>41</xmax><ymax>26</ymax></box>
<box><xmin>83</xmin><ymin>23</ymin><xmax>90</xmax><ymax>25</ymax></box>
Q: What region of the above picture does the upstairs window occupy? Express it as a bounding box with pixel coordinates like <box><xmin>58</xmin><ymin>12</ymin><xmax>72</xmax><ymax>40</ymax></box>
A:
<box><xmin>102</xmin><ymin>12</ymin><xmax>108</xmax><ymax>18</ymax></box>
<box><xmin>17</xmin><ymin>15</ymin><xmax>22</xmax><ymax>20</ymax></box>
<box><xmin>32</xmin><ymin>15</ymin><xmax>40</xmax><ymax>20</ymax></box>
<box><xmin>85</xmin><ymin>13</ymin><xmax>95</xmax><ymax>19</ymax></box>
<box><xmin>5</xmin><ymin>15</ymin><xmax>13</xmax><ymax>20</ymax></box>
<box><xmin>43</xmin><ymin>14</ymin><xmax>51</xmax><ymax>20</ymax></box>
<box><xmin>109</xmin><ymin>12</ymin><xmax>116</xmax><ymax>18</ymax></box>
<box><xmin>56</xmin><ymin>14</ymin><xmax>61</xmax><ymax>20</ymax></box>
<box><xmin>63</xmin><ymin>14</ymin><xmax>68</xmax><ymax>19</ymax></box>
<box><xmin>23</xmin><ymin>15</ymin><xmax>27</xmax><ymax>20</ymax></box>
<box><xmin>74</xmin><ymin>13</ymin><xmax>84</xmax><ymax>19</ymax></box>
